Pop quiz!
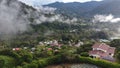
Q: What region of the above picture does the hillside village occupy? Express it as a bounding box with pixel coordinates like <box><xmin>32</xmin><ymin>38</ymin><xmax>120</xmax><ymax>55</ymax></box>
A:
<box><xmin>12</xmin><ymin>39</ymin><xmax>117</xmax><ymax>62</ymax></box>
<box><xmin>1</xmin><ymin>0</ymin><xmax>120</xmax><ymax>68</ymax></box>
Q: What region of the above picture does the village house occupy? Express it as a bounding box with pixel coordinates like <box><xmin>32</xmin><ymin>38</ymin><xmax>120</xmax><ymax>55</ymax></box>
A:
<box><xmin>89</xmin><ymin>43</ymin><xmax>116</xmax><ymax>61</ymax></box>
<box><xmin>50</xmin><ymin>40</ymin><xmax>62</xmax><ymax>47</ymax></box>
<box><xmin>74</xmin><ymin>41</ymin><xmax>84</xmax><ymax>47</ymax></box>
<box><xmin>13</xmin><ymin>48</ymin><xmax>21</xmax><ymax>51</ymax></box>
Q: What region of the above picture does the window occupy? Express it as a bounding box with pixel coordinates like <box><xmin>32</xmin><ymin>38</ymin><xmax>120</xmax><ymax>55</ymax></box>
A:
<box><xmin>109</xmin><ymin>53</ymin><xmax>112</xmax><ymax>55</ymax></box>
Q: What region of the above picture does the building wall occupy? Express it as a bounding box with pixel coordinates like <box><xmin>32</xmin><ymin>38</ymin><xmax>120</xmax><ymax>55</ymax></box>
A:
<box><xmin>90</xmin><ymin>54</ymin><xmax>100</xmax><ymax>58</ymax></box>
<box><xmin>93</xmin><ymin>48</ymin><xmax>107</xmax><ymax>52</ymax></box>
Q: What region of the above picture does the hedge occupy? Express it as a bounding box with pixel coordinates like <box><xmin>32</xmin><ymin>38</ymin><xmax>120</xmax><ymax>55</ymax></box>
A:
<box><xmin>75</xmin><ymin>56</ymin><xmax>120</xmax><ymax>68</ymax></box>
<box><xmin>22</xmin><ymin>55</ymin><xmax>63</xmax><ymax>68</ymax></box>
<box><xmin>22</xmin><ymin>55</ymin><xmax>120</xmax><ymax>68</ymax></box>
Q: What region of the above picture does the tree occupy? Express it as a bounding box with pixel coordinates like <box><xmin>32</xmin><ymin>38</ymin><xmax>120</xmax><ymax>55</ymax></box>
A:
<box><xmin>0</xmin><ymin>56</ymin><xmax>15</xmax><ymax>68</ymax></box>
<box><xmin>80</xmin><ymin>52</ymin><xmax>89</xmax><ymax>57</ymax></box>
<box><xmin>116</xmin><ymin>51</ymin><xmax>120</xmax><ymax>63</ymax></box>
<box><xmin>110</xmin><ymin>39</ymin><xmax>120</xmax><ymax>47</ymax></box>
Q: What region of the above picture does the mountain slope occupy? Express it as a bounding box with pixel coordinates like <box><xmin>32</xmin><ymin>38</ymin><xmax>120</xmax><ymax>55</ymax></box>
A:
<box><xmin>89</xmin><ymin>0</ymin><xmax>120</xmax><ymax>17</ymax></box>
<box><xmin>44</xmin><ymin>0</ymin><xmax>120</xmax><ymax>18</ymax></box>
<box><xmin>44</xmin><ymin>1</ymin><xmax>103</xmax><ymax>18</ymax></box>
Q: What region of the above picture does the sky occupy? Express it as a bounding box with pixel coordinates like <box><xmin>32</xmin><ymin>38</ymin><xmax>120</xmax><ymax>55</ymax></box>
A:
<box><xmin>19</xmin><ymin>0</ymin><xmax>102</xmax><ymax>5</ymax></box>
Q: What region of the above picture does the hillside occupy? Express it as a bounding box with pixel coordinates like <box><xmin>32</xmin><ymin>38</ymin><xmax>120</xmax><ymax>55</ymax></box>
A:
<box><xmin>0</xmin><ymin>0</ymin><xmax>101</xmax><ymax>48</ymax></box>
<box><xmin>1</xmin><ymin>0</ymin><xmax>120</xmax><ymax>68</ymax></box>
<box><xmin>89</xmin><ymin>0</ymin><xmax>120</xmax><ymax>17</ymax></box>
<box><xmin>44</xmin><ymin>0</ymin><xmax>120</xmax><ymax>18</ymax></box>
<box><xmin>44</xmin><ymin>1</ymin><xmax>103</xmax><ymax>18</ymax></box>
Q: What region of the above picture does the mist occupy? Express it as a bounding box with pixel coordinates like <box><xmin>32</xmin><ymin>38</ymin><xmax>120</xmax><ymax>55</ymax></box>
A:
<box><xmin>93</xmin><ymin>14</ymin><xmax>120</xmax><ymax>23</ymax></box>
<box><xmin>0</xmin><ymin>0</ymin><xmax>79</xmax><ymax>40</ymax></box>
<box><xmin>0</xmin><ymin>0</ymin><xmax>31</xmax><ymax>39</ymax></box>
<box><xmin>32</xmin><ymin>6</ymin><xmax>78</xmax><ymax>24</ymax></box>
<box><xmin>92</xmin><ymin>14</ymin><xmax>120</xmax><ymax>39</ymax></box>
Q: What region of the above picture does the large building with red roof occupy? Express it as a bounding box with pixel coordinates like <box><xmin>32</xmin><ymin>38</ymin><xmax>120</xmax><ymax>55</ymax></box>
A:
<box><xmin>89</xmin><ymin>43</ymin><xmax>116</xmax><ymax>61</ymax></box>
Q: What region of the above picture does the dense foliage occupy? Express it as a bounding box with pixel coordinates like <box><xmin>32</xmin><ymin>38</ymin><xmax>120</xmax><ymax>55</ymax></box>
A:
<box><xmin>0</xmin><ymin>21</ymin><xmax>109</xmax><ymax>48</ymax></box>
<box><xmin>0</xmin><ymin>42</ymin><xmax>119</xmax><ymax>68</ymax></box>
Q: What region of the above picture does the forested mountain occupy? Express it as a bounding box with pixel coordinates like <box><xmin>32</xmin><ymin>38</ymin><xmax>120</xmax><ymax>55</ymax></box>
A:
<box><xmin>0</xmin><ymin>0</ymin><xmax>119</xmax><ymax>48</ymax></box>
<box><xmin>44</xmin><ymin>1</ymin><xmax>102</xmax><ymax>18</ymax></box>
<box><xmin>45</xmin><ymin>0</ymin><xmax>120</xmax><ymax>18</ymax></box>
<box><xmin>90</xmin><ymin>0</ymin><xmax>120</xmax><ymax>17</ymax></box>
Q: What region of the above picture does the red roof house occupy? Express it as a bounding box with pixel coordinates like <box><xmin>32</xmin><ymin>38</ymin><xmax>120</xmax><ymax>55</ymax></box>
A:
<box><xmin>89</xmin><ymin>43</ymin><xmax>116</xmax><ymax>61</ymax></box>
<box><xmin>13</xmin><ymin>48</ymin><xmax>21</xmax><ymax>51</ymax></box>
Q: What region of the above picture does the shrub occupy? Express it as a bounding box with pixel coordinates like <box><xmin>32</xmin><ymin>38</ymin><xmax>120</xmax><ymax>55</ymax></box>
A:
<box><xmin>80</xmin><ymin>52</ymin><xmax>89</xmax><ymax>57</ymax></box>
<box><xmin>0</xmin><ymin>56</ymin><xmax>15</xmax><ymax>68</ymax></box>
<box><xmin>21</xmin><ymin>54</ymin><xmax>120</xmax><ymax>68</ymax></box>
<box><xmin>77</xmin><ymin>56</ymin><xmax>120</xmax><ymax>68</ymax></box>
<box><xmin>23</xmin><ymin>63</ymin><xmax>38</xmax><ymax>68</ymax></box>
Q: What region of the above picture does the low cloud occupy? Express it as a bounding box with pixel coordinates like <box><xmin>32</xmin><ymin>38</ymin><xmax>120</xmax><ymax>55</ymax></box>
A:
<box><xmin>0</xmin><ymin>0</ymin><xmax>30</xmax><ymax>39</ymax></box>
<box><xmin>93</xmin><ymin>14</ymin><xmax>120</xmax><ymax>23</ymax></box>
<box><xmin>0</xmin><ymin>0</ymin><xmax>78</xmax><ymax>40</ymax></box>
<box><xmin>30</xmin><ymin>6</ymin><xmax>78</xmax><ymax>24</ymax></box>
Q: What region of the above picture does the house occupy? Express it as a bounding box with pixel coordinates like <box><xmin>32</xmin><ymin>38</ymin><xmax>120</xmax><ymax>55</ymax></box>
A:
<box><xmin>89</xmin><ymin>43</ymin><xmax>116</xmax><ymax>61</ymax></box>
<box><xmin>51</xmin><ymin>40</ymin><xmax>59</xmax><ymax>46</ymax></box>
<box><xmin>13</xmin><ymin>48</ymin><xmax>21</xmax><ymax>51</ymax></box>
<box><xmin>50</xmin><ymin>40</ymin><xmax>62</xmax><ymax>47</ymax></box>
<box><xmin>74</xmin><ymin>41</ymin><xmax>84</xmax><ymax>47</ymax></box>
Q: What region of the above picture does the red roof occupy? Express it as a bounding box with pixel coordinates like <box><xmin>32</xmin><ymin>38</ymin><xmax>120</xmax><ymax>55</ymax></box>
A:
<box><xmin>90</xmin><ymin>43</ymin><xmax>116</xmax><ymax>58</ymax></box>
<box><xmin>108</xmin><ymin>47</ymin><xmax>116</xmax><ymax>54</ymax></box>
<box><xmin>47</xmin><ymin>48</ymin><xmax>53</xmax><ymax>51</ymax></box>
<box><xmin>92</xmin><ymin>43</ymin><xmax>101</xmax><ymax>48</ymax></box>
<box><xmin>92</xmin><ymin>43</ymin><xmax>110</xmax><ymax>51</ymax></box>
<box><xmin>13</xmin><ymin>48</ymin><xmax>20</xmax><ymax>51</ymax></box>
<box><xmin>89</xmin><ymin>50</ymin><xmax>108</xmax><ymax>57</ymax></box>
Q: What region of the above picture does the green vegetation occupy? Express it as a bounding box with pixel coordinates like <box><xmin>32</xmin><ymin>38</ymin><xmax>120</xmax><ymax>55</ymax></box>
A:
<box><xmin>0</xmin><ymin>21</ymin><xmax>119</xmax><ymax>68</ymax></box>
<box><xmin>0</xmin><ymin>0</ymin><xmax>120</xmax><ymax>68</ymax></box>
<box><xmin>0</xmin><ymin>43</ymin><xmax>119</xmax><ymax>68</ymax></box>
<box><xmin>16</xmin><ymin>54</ymin><xmax>120</xmax><ymax>68</ymax></box>
<box><xmin>0</xmin><ymin>21</ymin><xmax>109</xmax><ymax>48</ymax></box>
<box><xmin>0</xmin><ymin>56</ymin><xmax>15</xmax><ymax>68</ymax></box>
<box><xmin>110</xmin><ymin>39</ymin><xmax>120</xmax><ymax>63</ymax></box>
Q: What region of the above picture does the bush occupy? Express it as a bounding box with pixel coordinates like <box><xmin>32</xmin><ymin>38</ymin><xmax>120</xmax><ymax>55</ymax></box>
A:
<box><xmin>0</xmin><ymin>56</ymin><xmax>15</xmax><ymax>68</ymax></box>
<box><xmin>0</xmin><ymin>49</ymin><xmax>33</xmax><ymax>65</ymax></box>
<box><xmin>21</xmin><ymin>55</ymin><xmax>120</xmax><ymax>68</ymax></box>
<box><xmin>23</xmin><ymin>63</ymin><xmax>38</xmax><ymax>68</ymax></box>
<box><xmin>77</xmin><ymin>56</ymin><xmax>120</xmax><ymax>68</ymax></box>
<box><xmin>80</xmin><ymin>52</ymin><xmax>89</xmax><ymax>57</ymax></box>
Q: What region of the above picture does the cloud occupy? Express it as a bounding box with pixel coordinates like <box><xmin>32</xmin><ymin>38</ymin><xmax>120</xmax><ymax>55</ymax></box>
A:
<box><xmin>92</xmin><ymin>14</ymin><xmax>120</xmax><ymax>39</ymax></box>
<box><xmin>0</xmin><ymin>0</ymin><xmax>30</xmax><ymax>39</ymax></box>
<box><xmin>93</xmin><ymin>14</ymin><xmax>120</xmax><ymax>23</ymax></box>
<box><xmin>19</xmin><ymin>0</ymin><xmax>102</xmax><ymax>5</ymax></box>
<box><xmin>18</xmin><ymin>0</ymin><xmax>35</xmax><ymax>5</ymax></box>
<box><xmin>62</xmin><ymin>0</ymin><xmax>102</xmax><ymax>3</ymax></box>
<box><xmin>0</xmin><ymin>0</ymin><xmax>78</xmax><ymax>40</ymax></box>
<box><xmin>29</xmin><ymin>6</ymin><xmax>78</xmax><ymax>24</ymax></box>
